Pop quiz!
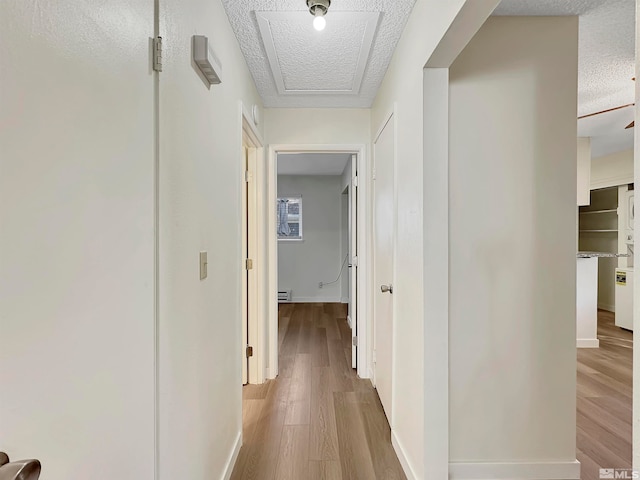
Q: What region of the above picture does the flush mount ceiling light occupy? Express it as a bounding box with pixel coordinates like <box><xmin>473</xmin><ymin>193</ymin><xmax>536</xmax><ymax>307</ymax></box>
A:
<box><xmin>307</xmin><ymin>0</ymin><xmax>330</xmax><ymax>31</ymax></box>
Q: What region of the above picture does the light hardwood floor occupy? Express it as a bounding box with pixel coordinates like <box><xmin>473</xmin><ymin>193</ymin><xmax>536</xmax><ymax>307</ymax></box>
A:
<box><xmin>577</xmin><ymin>310</ymin><xmax>632</xmax><ymax>480</ymax></box>
<box><xmin>232</xmin><ymin>306</ymin><xmax>631</xmax><ymax>479</ymax></box>
<box><xmin>231</xmin><ymin>303</ymin><xmax>406</xmax><ymax>480</ymax></box>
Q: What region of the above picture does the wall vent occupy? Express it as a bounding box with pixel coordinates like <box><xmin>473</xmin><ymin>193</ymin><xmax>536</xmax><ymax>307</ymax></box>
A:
<box><xmin>278</xmin><ymin>290</ymin><xmax>292</xmax><ymax>302</ymax></box>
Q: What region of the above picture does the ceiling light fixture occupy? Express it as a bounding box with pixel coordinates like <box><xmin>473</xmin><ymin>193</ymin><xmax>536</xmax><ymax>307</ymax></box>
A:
<box><xmin>307</xmin><ymin>0</ymin><xmax>330</xmax><ymax>31</ymax></box>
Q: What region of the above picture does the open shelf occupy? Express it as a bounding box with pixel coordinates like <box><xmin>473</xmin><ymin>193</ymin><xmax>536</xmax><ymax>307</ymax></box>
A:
<box><xmin>579</xmin><ymin>209</ymin><xmax>617</xmax><ymax>215</ymax></box>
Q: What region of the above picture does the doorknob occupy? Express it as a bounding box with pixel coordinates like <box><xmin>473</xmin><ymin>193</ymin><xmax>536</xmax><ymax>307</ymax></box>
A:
<box><xmin>380</xmin><ymin>284</ymin><xmax>393</xmax><ymax>294</ymax></box>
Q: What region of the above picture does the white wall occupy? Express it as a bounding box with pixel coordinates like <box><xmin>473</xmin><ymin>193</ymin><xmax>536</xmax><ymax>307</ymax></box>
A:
<box><xmin>448</xmin><ymin>16</ymin><xmax>578</xmax><ymax>469</ymax></box>
<box><xmin>577</xmin><ymin>138</ymin><xmax>592</xmax><ymax>206</ymax></box>
<box><xmin>0</xmin><ymin>1</ymin><xmax>155</xmax><ymax>478</ymax></box>
<box><xmin>158</xmin><ymin>0</ymin><xmax>263</xmax><ymax>478</ymax></box>
<box><xmin>591</xmin><ymin>149</ymin><xmax>634</xmax><ymax>190</ymax></box>
<box><xmin>265</xmin><ymin>109</ymin><xmax>371</xmax><ymax>146</ymax></box>
<box><xmin>371</xmin><ymin>0</ymin><xmax>483</xmax><ymax>476</ymax></box>
<box><xmin>278</xmin><ymin>175</ymin><xmax>343</xmax><ymax>302</ymax></box>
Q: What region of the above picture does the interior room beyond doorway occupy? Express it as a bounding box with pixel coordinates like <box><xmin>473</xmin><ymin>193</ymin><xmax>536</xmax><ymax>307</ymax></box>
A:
<box><xmin>275</xmin><ymin>151</ymin><xmax>358</xmax><ymax>370</ymax></box>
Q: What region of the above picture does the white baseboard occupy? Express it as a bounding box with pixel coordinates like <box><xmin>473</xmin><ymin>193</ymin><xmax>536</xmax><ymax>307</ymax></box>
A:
<box><xmin>577</xmin><ymin>338</ymin><xmax>600</xmax><ymax>348</ymax></box>
<box><xmin>291</xmin><ymin>296</ymin><xmax>341</xmax><ymax>303</ymax></box>
<box><xmin>341</xmin><ymin>297</ymin><xmax>349</xmax><ymax>304</ymax></box>
<box><xmin>222</xmin><ymin>431</ymin><xmax>242</xmax><ymax>480</ymax></box>
<box><xmin>449</xmin><ymin>460</ymin><xmax>580</xmax><ymax>479</ymax></box>
<box><xmin>598</xmin><ymin>302</ymin><xmax>615</xmax><ymax>313</ymax></box>
<box><xmin>391</xmin><ymin>431</ymin><xmax>418</xmax><ymax>480</ymax></box>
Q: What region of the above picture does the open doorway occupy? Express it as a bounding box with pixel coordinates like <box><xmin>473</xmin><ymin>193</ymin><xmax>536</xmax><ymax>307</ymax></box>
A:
<box><xmin>266</xmin><ymin>144</ymin><xmax>369</xmax><ymax>380</ymax></box>
<box><xmin>228</xmin><ymin>146</ymin><xmax>408</xmax><ymax>479</ymax></box>
<box><xmin>577</xmin><ymin>182</ymin><xmax>634</xmax><ymax>476</ymax></box>
<box><xmin>275</xmin><ymin>152</ymin><xmax>357</xmax><ymax>370</ymax></box>
<box><xmin>229</xmin><ymin>142</ymin><xmax>415</xmax><ymax>478</ymax></box>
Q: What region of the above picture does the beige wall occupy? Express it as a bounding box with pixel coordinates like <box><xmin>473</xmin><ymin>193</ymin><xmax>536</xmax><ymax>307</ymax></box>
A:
<box><xmin>0</xmin><ymin>1</ymin><xmax>156</xmax><ymax>477</ymax></box>
<box><xmin>591</xmin><ymin>149</ymin><xmax>634</xmax><ymax>190</ymax></box>
<box><xmin>448</xmin><ymin>16</ymin><xmax>578</xmax><ymax>469</ymax></box>
<box><xmin>158</xmin><ymin>0</ymin><xmax>263</xmax><ymax>478</ymax></box>
<box><xmin>577</xmin><ymin>138</ymin><xmax>592</xmax><ymax>206</ymax></box>
<box><xmin>265</xmin><ymin>108</ymin><xmax>371</xmax><ymax>145</ymax></box>
<box><xmin>1</xmin><ymin>0</ymin><xmax>264</xmax><ymax>478</ymax></box>
<box><xmin>371</xmin><ymin>0</ymin><xmax>478</xmax><ymax>476</ymax></box>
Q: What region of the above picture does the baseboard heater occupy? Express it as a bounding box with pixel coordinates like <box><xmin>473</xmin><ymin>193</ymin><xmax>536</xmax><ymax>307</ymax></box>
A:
<box><xmin>278</xmin><ymin>290</ymin><xmax>292</xmax><ymax>302</ymax></box>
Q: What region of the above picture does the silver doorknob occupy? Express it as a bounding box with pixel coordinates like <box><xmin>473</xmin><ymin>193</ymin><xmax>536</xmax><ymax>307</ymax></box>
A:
<box><xmin>380</xmin><ymin>284</ymin><xmax>393</xmax><ymax>294</ymax></box>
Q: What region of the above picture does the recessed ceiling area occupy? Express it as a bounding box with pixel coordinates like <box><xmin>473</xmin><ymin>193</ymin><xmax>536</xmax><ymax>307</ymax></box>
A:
<box><xmin>494</xmin><ymin>0</ymin><xmax>635</xmax><ymax>158</ymax></box>
<box><xmin>278</xmin><ymin>153</ymin><xmax>351</xmax><ymax>176</ymax></box>
<box><xmin>221</xmin><ymin>0</ymin><xmax>417</xmax><ymax>108</ymax></box>
<box><xmin>256</xmin><ymin>11</ymin><xmax>379</xmax><ymax>95</ymax></box>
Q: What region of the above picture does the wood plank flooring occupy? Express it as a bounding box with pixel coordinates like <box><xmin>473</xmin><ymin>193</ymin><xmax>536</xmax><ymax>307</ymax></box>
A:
<box><xmin>231</xmin><ymin>303</ymin><xmax>406</xmax><ymax>480</ymax></box>
<box><xmin>233</xmin><ymin>307</ymin><xmax>632</xmax><ymax>480</ymax></box>
<box><xmin>577</xmin><ymin>310</ymin><xmax>632</xmax><ymax>480</ymax></box>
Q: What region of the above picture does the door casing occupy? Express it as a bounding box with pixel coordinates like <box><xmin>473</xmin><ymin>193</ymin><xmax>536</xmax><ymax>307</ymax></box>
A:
<box><xmin>241</xmin><ymin>106</ymin><xmax>264</xmax><ymax>384</ymax></box>
<box><xmin>266</xmin><ymin>144</ymin><xmax>370</xmax><ymax>380</ymax></box>
<box><xmin>349</xmin><ymin>153</ymin><xmax>358</xmax><ymax>369</ymax></box>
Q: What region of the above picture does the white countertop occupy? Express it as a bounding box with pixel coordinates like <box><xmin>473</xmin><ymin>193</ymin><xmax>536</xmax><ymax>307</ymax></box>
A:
<box><xmin>577</xmin><ymin>251</ymin><xmax>629</xmax><ymax>258</ymax></box>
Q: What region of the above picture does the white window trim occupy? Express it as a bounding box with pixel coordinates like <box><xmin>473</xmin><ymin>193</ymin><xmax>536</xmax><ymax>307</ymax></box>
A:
<box><xmin>277</xmin><ymin>194</ymin><xmax>303</xmax><ymax>241</ymax></box>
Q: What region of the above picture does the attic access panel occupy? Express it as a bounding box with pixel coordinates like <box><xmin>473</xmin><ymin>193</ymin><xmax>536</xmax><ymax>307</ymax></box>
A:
<box><xmin>256</xmin><ymin>11</ymin><xmax>380</xmax><ymax>95</ymax></box>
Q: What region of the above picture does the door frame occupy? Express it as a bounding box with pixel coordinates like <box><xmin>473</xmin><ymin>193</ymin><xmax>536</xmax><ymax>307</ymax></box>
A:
<box><xmin>267</xmin><ymin>143</ymin><xmax>370</xmax><ymax>380</ymax></box>
<box><xmin>421</xmin><ymin>2</ymin><xmax>499</xmax><ymax>477</ymax></box>
<box><xmin>634</xmin><ymin>8</ymin><xmax>640</xmax><ymax>467</ymax></box>
<box><xmin>348</xmin><ymin>153</ymin><xmax>358</xmax><ymax>369</ymax></box>
<box><xmin>241</xmin><ymin>104</ymin><xmax>265</xmax><ymax>384</ymax></box>
<box><xmin>372</xmin><ymin>106</ymin><xmax>398</xmax><ymax>428</ymax></box>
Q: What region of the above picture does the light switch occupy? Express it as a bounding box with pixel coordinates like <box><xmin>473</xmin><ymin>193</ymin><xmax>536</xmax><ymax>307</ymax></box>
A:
<box><xmin>200</xmin><ymin>251</ymin><xmax>208</xmax><ymax>280</ymax></box>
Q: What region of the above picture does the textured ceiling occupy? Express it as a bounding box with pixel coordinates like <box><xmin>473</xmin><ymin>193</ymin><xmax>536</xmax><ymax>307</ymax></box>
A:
<box><xmin>256</xmin><ymin>11</ymin><xmax>379</xmax><ymax>94</ymax></box>
<box><xmin>221</xmin><ymin>0</ymin><xmax>416</xmax><ymax>108</ymax></box>
<box><xmin>495</xmin><ymin>0</ymin><xmax>635</xmax><ymax>157</ymax></box>
<box><xmin>278</xmin><ymin>153</ymin><xmax>351</xmax><ymax>176</ymax></box>
<box><xmin>226</xmin><ymin>0</ymin><xmax>634</xmax><ymax>156</ymax></box>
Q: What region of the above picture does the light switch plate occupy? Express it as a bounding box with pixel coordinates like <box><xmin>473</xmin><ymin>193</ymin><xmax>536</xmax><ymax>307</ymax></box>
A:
<box><xmin>200</xmin><ymin>251</ymin><xmax>208</xmax><ymax>280</ymax></box>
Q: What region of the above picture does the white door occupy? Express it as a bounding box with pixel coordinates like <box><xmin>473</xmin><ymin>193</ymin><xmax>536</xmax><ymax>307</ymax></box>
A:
<box><xmin>373</xmin><ymin>115</ymin><xmax>395</xmax><ymax>422</ymax></box>
<box><xmin>241</xmin><ymin>143</ymin><xmax>259</xmax><ymax>385</ymax></box>
<box><xmin>349</xmin><ymin>154</ymin><xmax>358</xmax><ymax>368</ymax></box>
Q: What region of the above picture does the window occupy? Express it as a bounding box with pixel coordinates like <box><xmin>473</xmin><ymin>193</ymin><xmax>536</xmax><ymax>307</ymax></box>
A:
<box><xmin>277</xmin><ymin>195</ymin><xmax>302</xmax><ymax>240</ymax></box>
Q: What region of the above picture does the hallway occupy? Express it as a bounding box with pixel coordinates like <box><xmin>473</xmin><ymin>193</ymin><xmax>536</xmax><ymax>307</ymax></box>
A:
<box><xmin>231</xmin><ymin>303</ymin><xmax>406</xmax><ymax>480</ymax></box>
